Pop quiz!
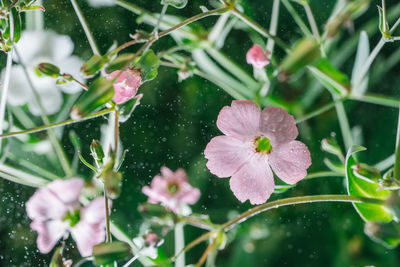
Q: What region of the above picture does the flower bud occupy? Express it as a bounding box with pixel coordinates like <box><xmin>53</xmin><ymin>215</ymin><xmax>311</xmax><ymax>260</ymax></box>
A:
<box><xmin>107</xmin><ymin>69</ymin><xmax>142</xmax><ymax>104</ymax></box>
<box><xmin>246</xmin><ymin>44</ymin><xmax>270</xmax><ymax>69</ymax></box>
<box><xmin>37</xmin><ymin>63</ymin><xmax>61</xmax><ymax>78</ymax></box>
<box><xmin>93</xmin><ymin>241</ymin><xmax>132</xmax><ymax>266</ymax></box>
<box><xmin>90</xmin><ymin>139</ymin><xmax>105</xmax><ymax>164</ymax></box>
<box><xmin>80</xmin><ymin>54</ymin><xmax>108</xmax><ymax>78</ymax></box>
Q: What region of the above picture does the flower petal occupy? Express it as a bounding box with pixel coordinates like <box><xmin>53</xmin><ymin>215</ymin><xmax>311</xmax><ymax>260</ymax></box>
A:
<box><xmin>204</xmin><ymin>135</ymin><xmax>254</xmax><ymax>178</ymax></box>
<box><xmin>27</xmin><ymin>83</ymin><xmax>63</xmax><ymax>115</ymax></box>
<box><xmin>216</xmin><ymin>100</ymin><xmax>260</xmax><ymax>140</ymax></box>
<box><xmin>71</xmin><ymin>221</ymin><xmax>105</xmax><ymax>257</ymax></box>
<box><xmin>176</xmin><ymin>184</ymin><xmax>200</xmax><ymax>205</ymax></box>
<box><xmin>260</xmin><ymin>106</ymin><xmax>298</xmax><ymax>146</ymax></box>
<box><xmin>246</xmin><ymin>44</ymin><xmax>269</xmax><ymax>68</ymax></box>
<box><xmin>26</xmin><ymin>187</ymin><xmax>67</xmax><ymax>221</ymax></box>
<box><xmin>31</xmin><ymin>220</ymin><xmax>67</xmax><ymax>254</ymax></box>
<box><xmin>2</xmin><ymin>65</ymin><xmax>31</xmax><ymax>106</ymax></box>
<box><xmin>81</xmin><ymin>197</ymin><xmax>110</xmax><ymax>224</ymax></box>
<box><xmin>268</xmin><ymin>140</ymin><xmax>311</xmax><ymax>184</ymax></box>
<box><xmin>229</xmin><ymin>154</ymin><xmax>274</xmax><ymax>204</ymax></box>
<box><xmin>47</xmin><ymin>178</ymin><xmax>84</xmax><ymax>207</ymax></box>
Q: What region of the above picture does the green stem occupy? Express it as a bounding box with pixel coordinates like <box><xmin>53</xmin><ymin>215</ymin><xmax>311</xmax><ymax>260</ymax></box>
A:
<box><xmin>0</xmin><ymin>107</ymin><xmax>114</xmax><ymax>139</ymax></box>
<box><xmin>266</xmin><ymin>0</ymin><xmax>280</xmax><ymax>54</ymax></box>
<box><xmin>14</xmin><ymin>47</ymin><xmax>74</xmax><ymax>178</ymax></box>
<box><xmin>348</xmin><ymin>93</ymin><xmax>400</xmax><ymax>108</ymax></box>
<box><xmin>335</xmin><ymin>99</ymin><xmax>353</xmax><ymax>150</ymax></box>
<box><xmin>394</xmin><ymin>108</ymin><xmax>400</xmax><ymax>179</ymax></box>
<box><xmin>281</xmin><ymin>0</ymin><xmax>313</xmax><ymax>38</ymax></box>
<box><xmin>230</xmin><ymin>7</ymin><xmax>291</xmax><ymax>53</ymax></box>
<box><xmin>104</xmin><ymin>187</ymin><xmax>112</xmax><ymax>243</ymax></box>
<box><xmin>70</xmin><ymin>0</ymin><xmax>100</xmax><ymax>55</ymax></box>
<box><xmin>174</xmin><ymin>194</ymin><xmax>385</xmax><ymax>260</ymax></box>
<box><xmin>305</xmin><ymin>171</ymin><xmax>343</xmax><ymax>179</ymax></box>
<box><xmin>303</xmin><ymin>3</ymin><xmax>320</xmax><ymax>40</ymax></box>
<box><xmin>295</xmin><ymin>97</ymin><xmax>347</xmax><ymax>124</ymax></box>
<box><xmin>175</xmin><ymin>222</ymin><xmax>185</xmax><ymax>267</ymax></box>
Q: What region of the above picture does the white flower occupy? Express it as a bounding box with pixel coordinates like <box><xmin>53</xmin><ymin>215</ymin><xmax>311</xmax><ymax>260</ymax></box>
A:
<box><xmin>0</xmin><ymin>30</ymin><xmax>85</xmax><ymax>115</ymax></box>
<box><xmin>87</xmin><ymin>0</ymin><xmax>115</xmax><ymax>7</ymax></box>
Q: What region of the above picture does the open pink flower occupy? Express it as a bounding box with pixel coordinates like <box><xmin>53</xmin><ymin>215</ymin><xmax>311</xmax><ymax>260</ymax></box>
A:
<box><xmin>246</xmin><ymin>44</ymin><xmax>270</xmax><ymax>68</ymax></box>
<box><xmin>204</xmin><ymin>100</ymin><xmax>311</xmax><ymax>204</ymax></box>
<box><xmin>142</xmin><ymin>167</ymin><xmax>200</xmax><ymax>213</ymax></box>
<box><xmin>26</xmin><ymin>178</ymin><xmax>110</xmax><ymax>257</ymax></box>
<box><xmin>107</xmin><ymin>69</ymin><xmax>142</xmax><ymax>104</ymax></box>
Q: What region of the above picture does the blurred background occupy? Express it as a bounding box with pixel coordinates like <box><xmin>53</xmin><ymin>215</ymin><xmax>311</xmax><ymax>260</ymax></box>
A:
<box><xmin>1</xmin><ymin>0</ymin><xmax>400</xmax><ymax>266</ymax></box>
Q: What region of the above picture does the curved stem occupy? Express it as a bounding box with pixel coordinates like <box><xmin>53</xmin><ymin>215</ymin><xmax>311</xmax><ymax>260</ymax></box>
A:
<box><xmin>295</xmin><ymin>97</ymin><xmax>347</xmax><ymax>124</ymax></box>
<box><xmin>0</xmin><ymin>107</ymin><xmax>114</xmax><ymax>139</ymax></box>
<box><xmin>174</xmin><ymin>194</ymin><xmax>385</xmax><ymax>260</ymax></box>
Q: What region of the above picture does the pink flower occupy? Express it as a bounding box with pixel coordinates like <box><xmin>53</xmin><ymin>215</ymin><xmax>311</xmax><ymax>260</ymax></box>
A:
<box><xmin>26</xmin><ymin>178</ymin><xmax>110</xmax><ymax>257</ymax></box>
<box><xmin>246</xmin><ymin>44</ymin><xmax>270</xmax><ymax>68</ymax></box>
<box><xmin>107</xmin><ymin>69</ymin><xmax>142</xmax><ymax>104</ymax></box>
<box><xmin>204</xmin><ymin>100</ymin><xmax>311</xmax><ymax>204</ymax></box>
<box><xmin>142</xmin><ymin>167</ymin><xmax>200</xmax><ymax>213</ymax></box>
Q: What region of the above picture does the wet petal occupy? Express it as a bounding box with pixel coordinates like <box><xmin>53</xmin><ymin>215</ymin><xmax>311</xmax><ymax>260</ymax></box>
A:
<box><xmin>176</xmin><ymin>184</ymin><xmax>200</xmax><ymax>205</ymax></box>
<box><xmin>229</xmin><ymin>155</ymin><xmax>274</xmax><ymax>205</ymax></box>
<box><xmin>2</xmin><ymin>65</ymin><xmax>31</xmax><ymax>106</ymax></box>
<box><xmin>31</xmin><ymin>220</ymin><xmax>67</xmax><ymax>254</ymax></box>
<box><xmin>81</xmin><ymin>197</ymin><xmax>110</xmax><ymax>224</ymax></box>
<box><xmin>47</xmin><ymin>178</ymin><xmax>84</xmax><ymax>207</ymax></box>
<box><xmin>71</xmin><ymin>221</ymin><xmax>105</xmax><ymax>257</ymax></box>
<box><xmin>26</xmin><ymin>187</ymin><xmax>68</xmax><ymax>221</ymax></box>
<box><xmin>260</xmin><ymin>106</ymin><xmax>298</xmax><ymax>146</ymax></box>
<box><xmin>216</xmin><ymin>100</ymin><xmax>260</xmax><ymax>140</ymax></box>
<box><xmin>204</xmin><ymin>135</ymin><xmax>254</xmax><ymax>178</ymax></box>
<box><xmin>269</xmin><ymin>140</ymin><xmax>311</xmax><ymax>184</ymax></box>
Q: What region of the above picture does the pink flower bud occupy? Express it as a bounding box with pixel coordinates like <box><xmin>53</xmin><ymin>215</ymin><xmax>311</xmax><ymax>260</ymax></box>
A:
<box><xmin>246</xmin><ymin>44</ymin><xmax>270</xmax><ymax>69</ymax></box>
<box><xmin>107</xmin><ymin>69</ymin><xmax>142</xmax><ymax>104</ymax></box>
<box><xmin>144</xmin><ymin>232</ymin><xmax>159</xmax><ymax>247</ymax></box>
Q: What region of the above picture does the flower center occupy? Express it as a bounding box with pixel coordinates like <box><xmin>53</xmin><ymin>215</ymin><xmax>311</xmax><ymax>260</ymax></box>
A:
<box><xmin>255</xmin><ymin>136</ymin><xmax>272</xmax><ymax>154</ymax></box>
<box><xmin>168</xmin><ymin>183</ymin><xmax>179</xmax><ymax>195</ymax></box>
<box><xmin>63</xmin><ymin>209</ymin><xmax>80</xmax><ymax>227</ymax></box>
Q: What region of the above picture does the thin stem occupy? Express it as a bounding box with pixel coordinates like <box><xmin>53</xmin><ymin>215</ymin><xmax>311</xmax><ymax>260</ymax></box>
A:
<box><xmin>114</xmin><ymin>110</ymin><xmax>119</xmax><ymax>152</ymax></box>
<box><xmin>281</xmin><ymin>0</ymin><xmax>313</xmax><ymax>38</ymax></box>
<box><xmin>122</xmin><ymin>254</ymin><xmax>139</xmax><ymax>267</ymax></box>
<box><xmin>305</xmin><ymin>171</ymin><xmax>343</xmax><ymax>180</ymax></box>
<box><xmin>0</xmin><ymin>107</ymin><xmax>114</xmax><ymax>139</ymax></box>
<box><xmin>70</xmin><ymin>0</ymin><xmax>100</xmax><ymax>55</ymax></box>
<box><xmin>353</xmin><ymin>16</ymin><xmax>400</xmax><ymax>90</ymax></box>
<box><xmin>348</xmin><ymin>93</ymin><xmax>400</xmax><ymax>108</ymax></box>
<box><xmin>266</xmin><ymin>0</ymin><xmax>280</xmax><ymax>54</ymax></box>
<box><xmin>153</xmin><ymin>4</ymin><xmax>168</xmax><ymax>36</ymax></box>
<box><xmin>114</xmin><ymin>39</ymin><xmax>137</xmax><ymax>54</ymax></box>
<box><xmin>196</xmin><ymin>238</ymin><xmax>217</xmax><ymax>267</ymax></box>
<box><xmin>175</xmin><ymin>222</ymin><xmax>185</xmax><ymax>267</ymax></box>
<box><xmin>0</xmin><ymin>9</ymin><xmax>14</xmax><ymax>151</ymax></box>
<box><xmin>335</xmin><ymin>100</ymin><xmax>353</xmax><ymax>150</ymax></box>
<box><xmin>230</xmin><ymin>7</ymin><xmax>291</xmax><ymax>53</ymax></box>
<box><xmin>14</xmin><ymin>48</ymin><xmax>74</xmax><ymax>178</ymax></box>
<box><xmin>394</xmin><ymin>108</ymin><xmax>400</xmax><ymax>179</ymax></box>
<box><xmin>174</xmin><ymin>195</ymin><xmax>385</xmax><ymax>260</ymax></box>
<box><xmin>303</xmin><ymin>3</ymin><xmax>320</xmax><ymax>40</ymax></box>
<box><xmin>104</xmin><ymin>187</ymin><xmax>112</xmax><ymax>243</ymax></box>
<box><xmin>295</xmin><ymin>97</ymin><xmax>347</xmax><ymax>124</ymax></box>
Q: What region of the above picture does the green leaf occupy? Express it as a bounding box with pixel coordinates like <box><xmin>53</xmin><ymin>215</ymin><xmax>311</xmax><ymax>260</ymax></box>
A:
<box><xmin>345</xmin><ymin>145</ymin><xmax>394</xmax><ymax>222</ymax></box>
<box><xmin>351</xmin><ymin>31</ymin><xmax>370</xmax><ymax>96</ymax></box>
<box><xmin>106</xmin><ymin>53</ymin><xmax>135</xmax><ymax>73</ymax></box>
<box><xmin>81</xmin><ymin>54</ymin><xmax>109</xmax><ymax>78</ymax></box>
<box><xmin>117</xmin><ymin>94</ymin><xmax>142</xmax><ymax>123</ymax></box>
<box><xmin>365</xmin><ymin>221</ymin><xmax>400</xmax><ymax>248</ymax></box>
<box><xmin>93</xmin><ymin>241</ymin><xmax>132</xmax><ymax>266</ymax></box>
<box><xmin>70</xmin><ymin>77</ymin><xmax>114</xmax><ymax>120</ymax></box>
<box><xmin>378</xmin><ymin>6</ymin><xmax>390</xmax><ymax>38</ymax></box>
<box><xmin>134</xmin><ymin>50</ymin><xmax>161</xmax><ymax>83</ymax></box>
<box><xmin>161</xmin><ymin>0</ymin><xmax>188</xmax><ymax>9</ymax></box>
<box><xmin>280</xmin><ymin>37</ymin><xmax>320</xmax><ymax>78</ymax></box>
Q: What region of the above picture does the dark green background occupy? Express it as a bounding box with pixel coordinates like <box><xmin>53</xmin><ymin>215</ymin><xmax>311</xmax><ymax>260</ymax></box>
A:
<box><xmin>1</xmin><ymin>0</ymin><xmax>400</xmax><ymax>266</ymax></box>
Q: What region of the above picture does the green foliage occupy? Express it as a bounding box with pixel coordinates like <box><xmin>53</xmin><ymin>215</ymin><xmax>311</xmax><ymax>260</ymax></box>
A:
<box><xmin>92</xmin><ymin>241</ymin><xmax>132</xmax><ymax>266</ymax></box>
<box><xmin>133</xmin><ymin>49</ymin><xmax>161</xmax><ymax>83</ymax></box>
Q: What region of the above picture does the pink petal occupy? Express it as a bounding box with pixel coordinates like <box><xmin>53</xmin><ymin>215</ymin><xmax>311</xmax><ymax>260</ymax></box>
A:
<box><xmin>259</xmin><ymin>106</ymin><xmax>298</xmax><ymax>146</ymax></box>
<box><xmin>71</xmin><ymin>221</ymin><xmax>105</xmax><ymax>257</ymax></box>
<box><xmin>176</xmin><ymin>183</ymin><xmax>201</xmax><ymax>205</ymax></box>
<box><xmin>160</xmin><ymin>166</ymin><xmax>174</xmax><ymax>178</ymax></box>
<box><xmin>31</xmin><ymin>220</ymin><xmax>67</xmax><ymax>254</ymax></box>
<box><xmin>204</xmin><ymin>135</ymin><xmax>254</xmax><ymax>178</ymax></box>
<box><xmin>107</xmin><ymin>70</ymin><xmax>141</xmax><ymax>104</ymax></box>
<box><xmin>216</xmin><ymin>100</ymin><xmax>260</xmax><ymax>140</ymax></box>
<box><xmin>81</xmin><ymin>197</ymin><xmax>110</xmax><ymax>225</ymax></box>
<box><xmin>268</xmin><ymin>140</ymin><xmax>311</xmax><ymax>184</ymax></box>
<box><xmin>229</xmin><ymin>154</ymin><xmax>274</xmax><ymax>204</ymax></box>
<box><xmin>246</xmin><ymin>44</ymin><xmax>269</xmax><ymax>68</ymax></box>
<box><xmin>47</xmin><ymin>178</ymin><xmax>84</xmax><ymax>207</ymax></box>
<box><xmin>26</xmin><ymin>187</ymin><xmax>67</xmax><ymax>221</ymax></box>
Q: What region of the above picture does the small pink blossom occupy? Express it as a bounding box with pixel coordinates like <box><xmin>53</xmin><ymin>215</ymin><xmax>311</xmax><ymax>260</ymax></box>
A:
<box><xmin>246</xmin><ymin>44</ymin><xmax>270</xmax><ymax>68</ymax></box>
<box><xmin>142</xmin><ymin>167</ymin><xmax>200</xmax><ymax>213</ymax></box>
<box><xmin>26</xmin><ymin>178</ymin><xmax>111</xmax><ymax>257</ymax></box>
<box><xmin>107</xmin><ymin>69</ymin><xmax>142</xmax><ymax>104</ymax></box>
<box><xmin>204</xmin><ymin>100</ymin><xmax>311</xmax><ymax>205</ymax></box>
